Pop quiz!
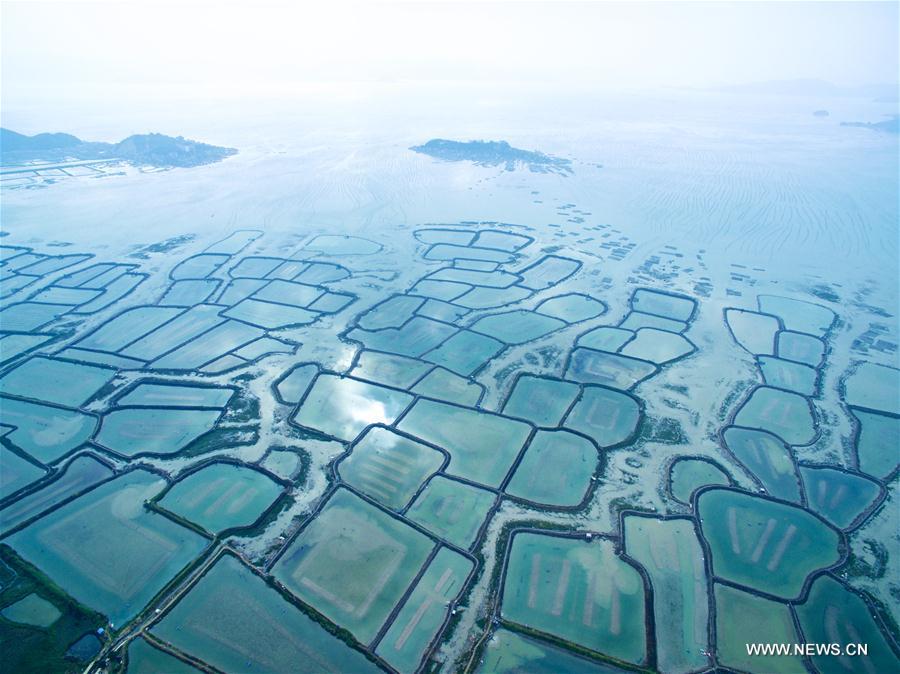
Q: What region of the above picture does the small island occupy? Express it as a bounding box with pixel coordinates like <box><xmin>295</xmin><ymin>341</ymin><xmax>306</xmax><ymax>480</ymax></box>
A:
<box><xmin>812</xmin><ymin>110</ymin><xmax>829</xmax><ymax>117</ymax></box>
<box><xmin>839</xmin><ymin>115</ymin><xmax>899</xmax><ymax>134</ymax></box>
<box><xmin>410</xmin><ymin>139</ymin><xmax>573</xmax><ymax>175</ymax></box>
<box><xmin>1</xmin><ymin>128</ymin><xmax>237</xmax><ymax>168</ymax></box>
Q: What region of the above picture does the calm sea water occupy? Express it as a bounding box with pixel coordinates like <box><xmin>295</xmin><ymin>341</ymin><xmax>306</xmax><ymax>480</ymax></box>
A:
<box><xmin>3</xmin><ymin>83</ymin><xmax>898</xmax><ymax>323</ymax></box>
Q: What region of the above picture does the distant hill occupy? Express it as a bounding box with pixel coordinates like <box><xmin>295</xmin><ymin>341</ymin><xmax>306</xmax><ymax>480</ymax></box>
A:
<box><xmin>0</xmin><ymin>128</ymin><xmax>237</xmax><ymax>167</ymax></box>
<box><xmin>410</xmin><ymin>139</ymin><xmax>572</xmax><ymax>175</ymax></box>
<box><xmin>705</xmin><ymin>79</ymin><xmax>897</xmax><ymax>100</ymax></box>
<box><xmin>1</xmin><ymin>128</ymin><xmax>82</xmax><ymax>152</ymax></box>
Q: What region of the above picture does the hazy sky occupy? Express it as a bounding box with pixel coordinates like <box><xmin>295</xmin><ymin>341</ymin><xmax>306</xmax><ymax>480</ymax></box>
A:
<box><xmin>2</xmin><ymin>1</ymin><xmax>898</xmax><ymax>104</ymax></box>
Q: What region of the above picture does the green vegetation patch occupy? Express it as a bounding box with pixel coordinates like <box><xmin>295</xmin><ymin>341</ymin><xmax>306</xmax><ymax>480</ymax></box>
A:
<box><xmin>0</xmin><ymin>546</ymin><xmax>107</xmax><ymax>674</ymax></box>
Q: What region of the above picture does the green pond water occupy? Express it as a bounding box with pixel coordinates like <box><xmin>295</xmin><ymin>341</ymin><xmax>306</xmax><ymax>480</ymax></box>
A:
<box><xmin>795</xmin><ymin>574</ymin><xmax>900</xmax><ymax>674</ymax></box>
<box><xmin>1</xmin><ymin>454</ymin><xmax>113</xmax><ymax>534</ymax></box>
<box><xmin>799</xmin><ymin>466</ymin><xmax>881</xmax><ymax>530</ymax></box>
<box><xmin>377</xmin><ymin>547</ymin><xmax>473</xmax><ymax>674</ymax></box>
<box><xmin>406</xmin><ymin>476</ymin><xmax>496</xmax><ymax>549</ymax></box>
<box><xmin>502</xmin><ymin>376</ymin><xmax>580</xmax><ymax>427</ymax></box>
<box><xmin>271</xmin><ymin>488</ymin><xmax>433</xmax><ymax>644</ymax></box>
<box><xmin>116</xmin><ymin>383</ymin><xmax>232</xmax><ymax>408</ymax></box>
<box><xmin>398</xmin><ymin>399</ymin><xmax>530</xmax><ymax>487</ymax></box>
<box><xmin>159</xmin><ymin>463</ymin><xmax>281</xmax><ymax>533</ymax></box>
<box><xmin>725</xmin><ymin>309</ymin><xmax>778</xmax><ymax>355</ymax></box>
<box><xmin>505</xmin><ymin>430</ymin><xmax>598</xmax><ymax>507</ymax></box>
<box><xmin>722</xmin><ymin>426</ymin><xmax>801</xmax><ymax>502</ymax></box>
<box><xmin>0</xmin><ymin>356</ymin><xmax>114</xmax><ymax>407</ymax></box>
<box><xmin>758</xmin><ymin>295</ymin><xmax>835</xmax><ymax>337</ymax></box>
<box><xmin>668</xmin><ymin>458</ymin><xmax>730</xmax><ymax>505</ymax></box>
<box><xmin>7</xmin><ymin>470</ymin><xmax>206</xmax><ymax>626</ymax></box>
<box><xmin>274</xmin><ymin>363</ymin><xmax>318</xmax><ymax>404</ymax></box>
<box><xmin>0</xmin><ymin>396</ymin><xmax>97</xmax><ymax>464</ymax></box>
<box><xmin>851</xmin><ymin>408</ymin><xmax>900</xmax><ymax>479</ymax></box>
<box><xmin>623</xmin><ymin>516</ymin><xmax>709</xmax><ymax>674</ymax></box>
<box><xmin>338</xmin><ymin>426</ymin><xmax>444</xmax><ymax>510</ymax></box>
<box><xmin>0</xmin><ymin>447</ymin><xmax>46</xmax><ymax>498</ymax></box>
<box><xmin>477</xmin><ymin>628</ymin><xmax>626</xmax><ymax>673</ymax></box>
<box><xmin>411</xmin><ymin>367</ymin><xmax>484</xmax><ymax>407</ymax></box>
<box><xmin>566</xmin><ymin>349</ymin><xmax>656</xmax><ymax>389</ymax></box>
<box><xmin>96</xmin><ymin>408</ymin><xmax>221</xmax><ymax>457</ymax></box>
<box><xmin>502</xmin><ymin>533</ymin><xmax>646</xmax><ymax>665</ymax></box>
<box><xmin>697</xmin><ymin>488</ymin><xmax>840</xmax><ymax>599</ymax></box>
<box><xmin>734</xmin><ymin>387</ymin><xmax>816</xmax><ymax>446</ymax></box>
<box><xmin>292</xmin><ymin>374</ymin><xmax>413</xmax><ymax>441</ymax></box>
<box><xmin>126</xmin><ymin>637</ymin><xmax>200</xmax><ymax>674</ymax></box>
<box><xmin>563</xmin><ymin>386</ymin><xmax>641</xmax><ymax>448</ymax></box>
<box><xmin>714</xmin><ymin>583</ymin><xmax>804</xmax><ymax>674</ymax></box>
<box><xmin>351</xmin><ymin>350</ymin><xmax>432</xmax><ymax>389</ymax></box>
<box><xmin>758</xmin><ymin>356</ymin><xmax>818</xmax><ymax>396</ymax></box>
<box><xmin>536</xmin><ymin>293</ymin><xmax>606</xmax><ymax>323</ymax></box>
<box><xmin>1</xmin><ymin>593</ymin><xmax>61</xmax><ymax>627</ymax></box>
<box><xmin>153</xmin><ymin>553</ymin><xmax>379</xmax><ymax>673</ymax></box>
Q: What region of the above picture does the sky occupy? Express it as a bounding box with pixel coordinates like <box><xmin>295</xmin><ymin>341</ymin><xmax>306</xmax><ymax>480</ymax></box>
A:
<box><xmin>2</xmin><ymin>0</ymin><xmax>898</xmax><ymax>106</ymax></box>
